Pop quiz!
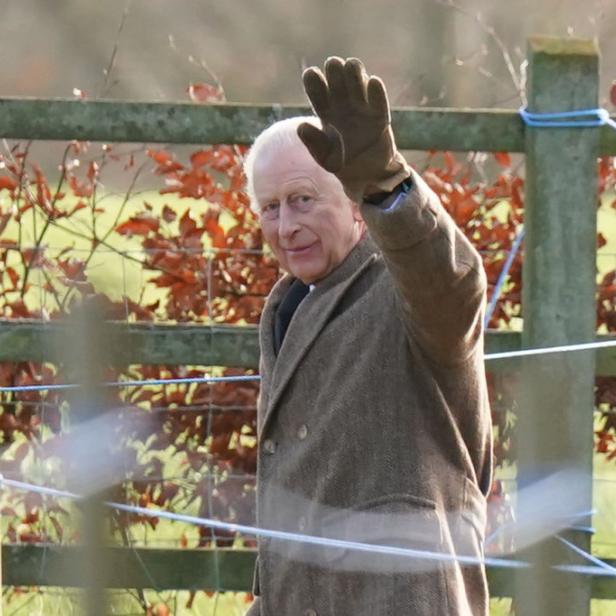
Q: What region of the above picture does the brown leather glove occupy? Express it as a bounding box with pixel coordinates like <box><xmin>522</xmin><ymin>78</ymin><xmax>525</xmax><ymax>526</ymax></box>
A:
<box><xmin>298</xmin><ymin>57</ymin><xmax>411</xmax><ymax>203</ymax></box>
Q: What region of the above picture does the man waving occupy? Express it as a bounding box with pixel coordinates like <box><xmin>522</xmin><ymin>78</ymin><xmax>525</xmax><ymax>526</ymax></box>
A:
<box><xmin>243</xmin><ymin>57</ymin><xmax>492</xmax><ymax>616</ymax></box>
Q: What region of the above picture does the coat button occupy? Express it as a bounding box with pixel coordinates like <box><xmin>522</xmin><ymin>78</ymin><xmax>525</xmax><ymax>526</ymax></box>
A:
<box><xmin>304</xmin><ymin>610</ymin><xmax>318</xmax><ymax>616</ymax></box>
<box><xmin>262</xmin><ymin>439</ymin><xmax>276</xmax><ymax>455</ymax></box>
<box><xmin>297</xmin><ymin>424</ymin><xmax>308</xmax><ymax>440</ymax></box>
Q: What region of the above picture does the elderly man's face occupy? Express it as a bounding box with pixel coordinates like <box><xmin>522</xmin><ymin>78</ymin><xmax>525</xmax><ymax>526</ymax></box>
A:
<box><xmin>253</xmin><ymin>141</ymin><xmax>364</xmax><ymax>284</ymax></box>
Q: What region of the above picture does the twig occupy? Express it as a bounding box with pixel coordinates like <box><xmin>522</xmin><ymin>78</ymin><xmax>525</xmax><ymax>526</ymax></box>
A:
<box><xmin>39</xmin><ymin>267</ymin><xmax>64</xmax><ymax>312</ymax></box>
<box><xmin>58</xmin><ymin>158</ymin><xmax>149</xmax><ymax>310</ymax></box>
<box><xmin>2</xmin><ymin>139</ymin><xmax>32</xmax><ymax>267</ymax></box>
<box><xmin>98</xmin><ymin>0</ymin><xmax>133</xmax><ymax>98</ymax></box>
<box><xmin>98</xmin><ymin>160</ymin><xmax>149</xmax><ymax>249</ymax></box>
<box><xmin>116</xmin><ymin>521</ymin><xmax>150</xmax><ymax>612</ymax></box>
<box><xmin>20</xmin><ymin>144</ymin><xmax>72</xmax><ymax>298</ymax></box>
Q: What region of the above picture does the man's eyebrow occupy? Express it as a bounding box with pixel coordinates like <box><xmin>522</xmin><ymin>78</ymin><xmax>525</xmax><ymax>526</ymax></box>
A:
<box><xmin>254</xmin><ymin>188</ymin><xmax>278</xmax><ymax>203</ymax></box>
<box><xmin>281</xmin><ymin>177</ymin><xmax>319</xmax><ymax>191</ymax></box>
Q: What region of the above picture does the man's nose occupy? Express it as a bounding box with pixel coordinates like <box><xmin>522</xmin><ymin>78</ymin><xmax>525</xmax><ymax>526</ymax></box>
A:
<box><xmin>278</xmin><ymin>203</ymin><xmax>301</xmax><ymax>239</ymax></box>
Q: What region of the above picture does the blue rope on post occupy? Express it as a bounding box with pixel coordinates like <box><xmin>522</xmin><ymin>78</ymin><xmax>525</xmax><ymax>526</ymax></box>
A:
<box><xmin>519</xmin><ymin>107</ymin><xmax>616</xmax><ymax>129</ymax></box>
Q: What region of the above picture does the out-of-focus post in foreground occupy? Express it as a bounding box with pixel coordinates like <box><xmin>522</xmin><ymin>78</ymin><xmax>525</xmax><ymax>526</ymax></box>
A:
<box><xmin>63</xmin><ymin>301</ymin><xmax>115</xmax><ymax>616</ymax></box>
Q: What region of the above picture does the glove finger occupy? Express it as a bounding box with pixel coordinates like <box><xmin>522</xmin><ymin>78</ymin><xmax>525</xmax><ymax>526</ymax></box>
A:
<box><xmin>344</xmin><ymin>58</ymin><xmax>369</xmax><ymax>109</ymax></box>
<box><xmin>297</xmin><ymin>122</ymin><xmax>344</xmax><ymax>174</ymax></box>
<box><xmin>302</xmin><ymin>67</ymin><xmax>331</xmax><ymax>118</ymax></box>
<box><xmin>366</xmin><ymin>76</ymin><xmax>391</xmax><ymax>123</ymax></box>
<box><xmin>324</xmin><ymin>57</ymin><xmax>349</xmax><ymax>109</ymax></box>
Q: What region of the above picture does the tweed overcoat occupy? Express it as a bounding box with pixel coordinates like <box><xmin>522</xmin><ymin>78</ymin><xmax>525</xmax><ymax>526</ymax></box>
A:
<box><xmin>246</xmin><ymin>169</ymin><xmax>493</xmax><ymax>616</ymax></box>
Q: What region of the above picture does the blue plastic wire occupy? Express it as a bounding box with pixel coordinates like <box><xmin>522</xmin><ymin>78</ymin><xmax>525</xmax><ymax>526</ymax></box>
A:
<box><xmin>484</xmin><ymin>338</ymin><xmax>616</xmax><ymax>360</ymax></box>
<box><xmin>4</xmin><ymin>471</ymin><xmax>616</xmax><ymax>579</ymax></box>
<box><xmin>519</xmin><ymin>107</ymin><xmax>616</xmax><ymax>130</ymax></box>
<box><xmin>0</xmin><ymin>475</ymin><xmax>525</xmax><ymax>571</ymax></box>
<box><xmin>484</xmin><ymin>227</ymin><xmax>525</xmax><ymax>328</ymax></box>
<box><xmin>557</xmin><ymin>564</ymin><xmax>616</xmax><ymax>577</ymax></box>
<box><xmin>0</xmin><ymin>374</ymin><xmax>260</xmax><ymax>394</ymax></box>
<box><xmin>557</xmin><ymin>535</ymin><xmax>616</xmax><ymax>577</ymax></box>
<box><xmin>3</xmin><ymin>475</ymin><xmax>616</xmax><ymax>578</ymax></box>
<box><xmin>569</xmin><ymin>525</ymin><xmax>596</xmax><ymax>535</ymax></box>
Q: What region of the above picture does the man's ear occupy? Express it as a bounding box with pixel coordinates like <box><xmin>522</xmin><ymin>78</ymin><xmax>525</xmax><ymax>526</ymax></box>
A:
<box><xmin>351</xmin><ymin>200</ymin><xmax>364</xmax><ymax>223</ymax></box>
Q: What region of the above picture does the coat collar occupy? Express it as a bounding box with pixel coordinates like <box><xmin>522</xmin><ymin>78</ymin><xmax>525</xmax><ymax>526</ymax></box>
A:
<box><xmin>259</xmin><ymin>234</ymin><xmax>379</xmax><ymax>439</ymax></box>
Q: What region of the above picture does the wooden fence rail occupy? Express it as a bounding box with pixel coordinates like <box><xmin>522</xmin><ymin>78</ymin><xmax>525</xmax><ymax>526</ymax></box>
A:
<box><xmin>0</xmin><ymin>98</ymin><xmax>615</xmax><ymax>154</ymax></box>
<box><xmin>1</xmin><ymin>319</ymin><xmax>615</xmax><ymax>375</ymax></box>
<box><xmin>3</xmin><ymin>545</ymin><xmax>616</xmax><ymax>600</ymax></box>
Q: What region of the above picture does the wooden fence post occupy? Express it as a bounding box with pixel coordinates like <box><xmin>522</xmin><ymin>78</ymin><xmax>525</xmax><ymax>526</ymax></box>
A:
<box><xmin>64</xmin><ymin>304</ymin><xmax>114</xmax><ymax>616</ymax></box>
<box><xmin>514</xmin><ymin>37</ymin><xmax>599</xmax><ymax>616</ymax></box>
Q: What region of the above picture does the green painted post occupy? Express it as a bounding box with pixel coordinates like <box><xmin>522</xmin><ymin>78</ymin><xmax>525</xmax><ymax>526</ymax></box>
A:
<box><xmin>514</xmin><ymin>37</ymin><xmax>599</xmax><ymax>616</ymax></box>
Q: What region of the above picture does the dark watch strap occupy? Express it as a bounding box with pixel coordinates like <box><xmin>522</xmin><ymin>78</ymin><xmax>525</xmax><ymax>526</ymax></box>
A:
<box><xmin>364</xmin><ymin>176</ymin><xmax>413</xmax><ymax>206</ymax></box>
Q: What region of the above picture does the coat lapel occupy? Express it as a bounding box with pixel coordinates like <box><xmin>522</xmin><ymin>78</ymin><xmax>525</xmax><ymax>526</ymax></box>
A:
<box><xmin>259</xmin><ymin>236</ymin><xmax>379</xmax><ymax>440</ymax></box>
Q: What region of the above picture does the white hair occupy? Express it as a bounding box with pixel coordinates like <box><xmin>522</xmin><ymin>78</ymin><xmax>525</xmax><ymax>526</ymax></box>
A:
<box><xmin>243</xmin><ymin>116</ymin><xmax>322</xmax><ymax>212</ymax></box>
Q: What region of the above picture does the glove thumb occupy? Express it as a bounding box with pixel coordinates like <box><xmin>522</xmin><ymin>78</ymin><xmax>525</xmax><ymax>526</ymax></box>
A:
<box><xmin>297</xmin><ymin>122</ymin><xmax>344</xmax><ymax>174</ymax></box>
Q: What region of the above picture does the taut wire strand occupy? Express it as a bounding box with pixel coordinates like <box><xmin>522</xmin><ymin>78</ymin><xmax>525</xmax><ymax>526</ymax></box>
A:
<box><xmin>556</xmin><ymin>535</ymin><xmax>616</xmax><ymax>577</ymax></box>
<box><xmin>0</xmin><ymin>475</ymin><xmax>526</xmax><ymax>571</ymax></box>
<box><xmin>3</xmin><ymin>475</ymin><xmax>616</xmax><ymax>578</ymax></box>
<box><xmin>0</xmin><ymin>374</ymin><xmax>260</xmax><ymax>393</ymax></box>
<box><xmin>484</xmin><ymin>228</ymin><xmax>525</xmax><ymax>327</ymax></box>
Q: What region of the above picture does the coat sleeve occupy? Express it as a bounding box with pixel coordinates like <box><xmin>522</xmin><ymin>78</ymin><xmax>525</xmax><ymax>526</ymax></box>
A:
<box><xmin>360</xmin><ymin>167</ymin><xmax>487</xmax><ymax>365</ymax></box>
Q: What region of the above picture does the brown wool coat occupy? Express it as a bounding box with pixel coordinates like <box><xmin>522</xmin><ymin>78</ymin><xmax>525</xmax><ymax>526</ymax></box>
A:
<box><xmin>246</xmin><ymin>169</ymin><xmax>493</xmax><ymax>616</ymax></box>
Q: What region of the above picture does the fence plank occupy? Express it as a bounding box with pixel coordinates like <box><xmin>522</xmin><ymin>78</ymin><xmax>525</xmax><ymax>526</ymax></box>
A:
<box><xmin>0</xmin><ymin>320</ymin><xmax>260</xmax><ymax>369</ymax></box>
<box><xmin>0</xmin><ymin>545</ymin><xmax>256</xmax><ymax>592</ymax></box>
<box><xmin>0</xmin><ymin>99</ymin><xmax>526</xmax><ymax>152</ymax></box>
<box><xmin>1</xmin><ymin>98</ymin><xmax>614</xmax><ymax>152</ymax></box>
<box><xmin>1</xmin><ymin>320</ymin><xmax>615</xmax><ymax>375</ymax></box>
<box><xmin>1</xmin><ymin>545</ymin><xmax>615</xmax><ymax>599</ymax></box>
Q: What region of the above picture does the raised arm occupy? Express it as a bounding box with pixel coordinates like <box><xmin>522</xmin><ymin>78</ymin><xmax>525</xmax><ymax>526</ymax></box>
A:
<box><xmin>361</xmin><ymin>168</ymin><xmax>486</xmax><ymax>364</ymax></box>
<box><xmin>298</xmin><ymin>57</ymin><xmax>486</xmax><ymax>363</ymax></box>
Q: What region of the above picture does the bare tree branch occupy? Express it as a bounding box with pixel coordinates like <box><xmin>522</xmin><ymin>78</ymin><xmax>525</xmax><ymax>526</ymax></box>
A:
<box><xmin>98</xmin><ymin>0</ymin><xmax>133</xmax><ymax>99</ymax></box>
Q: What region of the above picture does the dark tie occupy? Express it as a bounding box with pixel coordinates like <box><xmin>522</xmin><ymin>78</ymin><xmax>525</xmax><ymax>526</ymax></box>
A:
<box><xmin>273</xmin><ymin>279</ymin><xmax>310</xmax><ymax>354</ymax></box>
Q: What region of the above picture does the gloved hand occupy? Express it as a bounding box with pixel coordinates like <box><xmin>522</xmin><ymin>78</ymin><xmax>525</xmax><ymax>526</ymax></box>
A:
<box><xmin>298</xmin><ymin>57</ymin><xmax>411</xmax><ymax>204</ymax></box>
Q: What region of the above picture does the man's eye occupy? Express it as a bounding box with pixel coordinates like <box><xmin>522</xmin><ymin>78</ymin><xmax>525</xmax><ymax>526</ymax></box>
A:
<box><xmin>291</xmin><ymin>194</ymin><xmax>314</xmax><ymax>209</ymax></box>
<box><xmin>261</xmin><ymin>201</ymin><xmax>279</xmax><ymax>217</ymax></box>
